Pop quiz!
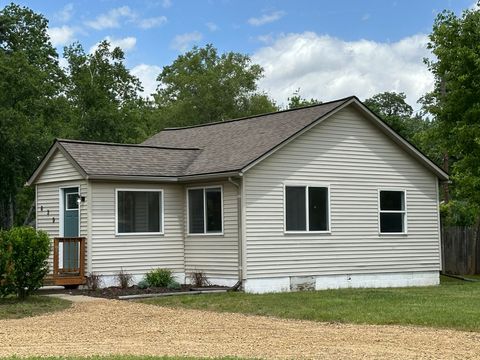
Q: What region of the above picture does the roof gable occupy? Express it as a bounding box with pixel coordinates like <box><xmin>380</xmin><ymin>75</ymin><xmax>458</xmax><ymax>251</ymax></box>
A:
<box><xmin>142</xmin><ymin>97</ymin><xmax>352</xmax><ymax>176</ymax></box>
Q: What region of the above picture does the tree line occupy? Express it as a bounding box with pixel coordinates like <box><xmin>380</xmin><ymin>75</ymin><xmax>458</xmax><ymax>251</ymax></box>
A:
<box><xmin>1</xmin><ymin>3</ymin><xmax>479</xmax><ymax>228</ymax></box>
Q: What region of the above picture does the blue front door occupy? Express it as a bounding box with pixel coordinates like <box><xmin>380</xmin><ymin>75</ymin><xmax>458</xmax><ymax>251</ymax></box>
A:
<box><xmin>63</xmin><ymin>187</ymin><xmax>79</xmax><ymax>270</ymax></box>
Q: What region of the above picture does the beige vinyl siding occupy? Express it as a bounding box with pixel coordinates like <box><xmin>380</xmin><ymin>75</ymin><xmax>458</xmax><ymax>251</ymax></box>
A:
<box><xmin>244</xmin><ymin>106</ymin><xmax>441</xmax><ymax>279</ymax></box>
<box><xmin>184</xmin><ymin>181</ymin><xmax>239</xmax><ymax>279</ymax></box>
<box><xmin>36</xmin><ymin>150</ymin><xmax>83</xmax><ymax>184</ymax></box>
<box><xmin>89</xmin><ymin>182</ymin><xmax>184</xmax><ymax>276</ymax></box>
<box><xmin>36</xmin><ymin>181</ymin><xmax>88</xmax><ymax>273</ymax></box>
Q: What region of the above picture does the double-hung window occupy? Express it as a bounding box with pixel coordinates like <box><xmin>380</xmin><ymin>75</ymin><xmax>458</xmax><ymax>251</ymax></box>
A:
<box><xmin>116</xmin><ymin>189</ymin><xmax>163</xmax><ymax>234</ymax></box>
<box><xmin>285</xmin><ymin>185</ymin><xmax>330</xmax><ymax>232</ymax></box>
<box><xmin>379</xmin><ymin>190</ymin><xmax>406</xmax><ymax>234</ymax></box>
<box><xmin>187</xmin><ymin>186</ymin><xmax>223</xmax><ymax>234</ymax></box>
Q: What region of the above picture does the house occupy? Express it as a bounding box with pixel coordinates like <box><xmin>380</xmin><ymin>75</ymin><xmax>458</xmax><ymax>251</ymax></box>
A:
<box><xmin>27</xmin><ymin>96</ymin><xmax>448</xmax><ymax>293</ymax></box>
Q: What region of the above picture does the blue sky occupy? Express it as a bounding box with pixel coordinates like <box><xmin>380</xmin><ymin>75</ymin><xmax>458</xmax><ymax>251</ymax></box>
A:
<box><xmin>14</xmin><ymin>0</ymin><xmax>477</xmax><ymax>109</ymax></box>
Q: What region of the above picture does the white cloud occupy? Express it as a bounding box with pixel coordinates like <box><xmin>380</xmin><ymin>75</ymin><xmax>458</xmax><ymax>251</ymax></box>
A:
<box><xmin>138</xmin><ymin>16</ymin><xmax>168</xmax><ymax>29</ymax></box>
<box><xmin>206</xmin><ymin>22</ymin><xmax>218</xmax><ymax>32</ymax></box>
<box><xmin>85</xmin><ymin>6</ymin><xmax>135</xmax><ymax>30</ymax></box>
<box><xmin>361</xmin><ymin>13</ymin><xmax>370</xmax><ymax>21</ymax></box>
<box><xmin>470</xmin><ymin>0</ymin><xmax>479</xmax><ymax>10</ymax></box>
<box><xmin>55</xmin><ymin>3</ymin><xmax>74</xmax><ymax>22</ymax></box>
<box><xmin>162</xmin><ymin>0</ymin><xmax>172</xmax><ymax>8</ymax></box>
<box><xmin>48</xmin><ymin>26</ymin><xmax>75</xmax><ymax>47</ymax></box>
<box><xmin>89</xmin><ymin>36</ymin><xmax>137</xmax><ymax>53</ymax></box>
<box><xmin>252</xmin><ymin>32</ymin><xmax>434</xmax><ymax>111</ymax></box>
<box><xmin>248</xmin><ymin>10</ymin><xmax>285</xmax><ymax>26</ymax></box>
<box><xmin>131</xmin><ymin>64</ymin><xmax>162</xmax><ymax>98</ymax></box>
<box><xmin>257</xmin><ymin>33</ymin><xmax>274</xmax><ymax>44</ymax></box>
<box><xmin>171</xmin><ymin>31</ymin><xmax>203</xmax><ymax>52</ymax></box>
<box><xmin>86</xmin><ymin>6</ymin><xmax>168</xmax><ymax>30</ymax></box>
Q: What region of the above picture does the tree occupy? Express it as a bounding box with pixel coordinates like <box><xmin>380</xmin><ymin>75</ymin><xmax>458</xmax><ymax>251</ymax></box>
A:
<box><xmin>64</xmin><ymin>41</ymin><xmax>149</xmax><ymax>143</ymax></box>
<box><xmin>153</xmin><ymin>44</ymin><xmax>277</xmax><ymax>128</ymax></box>
<box><xmin>422</xmin><ymin>5</ymin><xmax>480</xmax><ymax>223</ymax></box>
<box><xmin>0</xmin><ymin>4</ymin><xmax>67</xmax><ymax>228</ymax></box>
<box><xmin>364</xmin><ymin>92</ymin><xmax>427</xmax><ymax>143</ymax></box>
<box><xmin>287</xmin><ymin>89</ymin><xmax>321</xmax><ymax>109</ymax></box>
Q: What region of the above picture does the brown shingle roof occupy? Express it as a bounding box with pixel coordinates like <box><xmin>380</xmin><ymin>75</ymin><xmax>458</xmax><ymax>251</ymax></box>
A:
<box><xmin>58</xmin><ymin>140</ymin><xmax>200</xmax><ymax>178</ymax></box>
<box><xmin>27</xmin><ymin>96</ymin><xmax>448</xmax><ymax>184</ymax></box>
<box><xmin>142</xmin><ymin>97</ymin><xmax>352</xmax><ymax>175</ymax></box>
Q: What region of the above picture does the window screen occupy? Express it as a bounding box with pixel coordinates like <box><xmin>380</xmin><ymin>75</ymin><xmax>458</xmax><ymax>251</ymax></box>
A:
<box><xmin>117</xmin><ymin>191</ymin><xmax>161</xmax><ymax>233</ymax></box>
<box><xmin>286</xmin><ymin>186</ymin><xmax>306</xmax><ymax>231</ymax></box>
<box><xmin>309</xmin><ymin>187</ymin><xmax>328</xmax><ymax>231</ymax></box>
<box><xmin>188</xmin><ymin>189</ymin><xmax>205</xmax><ymax>234</ymax></box>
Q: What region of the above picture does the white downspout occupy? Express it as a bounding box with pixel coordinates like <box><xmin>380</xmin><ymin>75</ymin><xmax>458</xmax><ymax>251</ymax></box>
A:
<box><xmin>228</xmin><ymin>176</ymin><xmax>243</xmax><ymax>283</ymax></box>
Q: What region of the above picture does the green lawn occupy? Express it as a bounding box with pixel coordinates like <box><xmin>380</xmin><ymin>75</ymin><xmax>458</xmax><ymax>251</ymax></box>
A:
<box><xmin>142</xmin><ymin>275</ymin><xmax>480</xmax><ymax>332</ymax></box>
<box><xmin>0</xmin><ymin>295</ymin><xmax>71</xmax><ymax>319</ymax></box>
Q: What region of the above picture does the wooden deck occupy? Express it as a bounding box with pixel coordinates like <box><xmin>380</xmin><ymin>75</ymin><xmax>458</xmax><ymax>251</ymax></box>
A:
<box><xmin>45</xmin><ymin>237</ymin><xmax>86</xmax><ymax>286</ymax></box>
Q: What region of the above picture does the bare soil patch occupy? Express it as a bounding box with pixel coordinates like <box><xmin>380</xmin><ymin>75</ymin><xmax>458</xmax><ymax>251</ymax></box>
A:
<box><xmin>0</xmin><ymin>298</ymin><xmax>479</xmax><ymax>359</ymax></box>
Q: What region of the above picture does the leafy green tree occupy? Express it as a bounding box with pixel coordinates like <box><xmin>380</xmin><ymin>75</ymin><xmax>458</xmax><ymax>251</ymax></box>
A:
<box><xmin>64</xmin><ymin>41</ymin><xmax>149</xmax><ymax>143</ymax></box>
<box><xmin>364</xmin><ymin>92</ymin><xmax>428</xmax><ymax>143</ymax></box>
<box><xmin>422</xmin><ymin>6</ymin><xmax>480</xmax><ymax>219</ymax></box>
<box><xmin>153</xmin><ymin>44</ymin><xmax>277</xmax><ymax>128</ymax></box>
<box><xmin>287</xmin><ymin>89</ymin><xmax>321</xmax><ymax>109</ymax></box>
<box><xmin>0</xmin><ymin>4</ymin><xmax>67</xmax><ymax>229</ymax></box>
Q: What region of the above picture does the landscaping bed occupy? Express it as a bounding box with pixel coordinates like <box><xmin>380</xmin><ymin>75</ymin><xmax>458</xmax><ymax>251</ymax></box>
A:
<box><xmin>39</xmin><ymin>285</ymin><xmax>228</xmax><ymax>300</ymax></box>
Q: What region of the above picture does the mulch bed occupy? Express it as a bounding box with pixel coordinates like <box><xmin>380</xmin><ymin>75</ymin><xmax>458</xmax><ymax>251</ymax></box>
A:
<box><xmin>39</xmin><ymin>284</ymin><xmax>228</xmax><ymax>299</ymax></box>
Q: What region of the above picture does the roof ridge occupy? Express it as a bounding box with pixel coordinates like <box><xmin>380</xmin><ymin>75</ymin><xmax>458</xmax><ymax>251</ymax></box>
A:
<box><xmin>162</xmin><ymin>96</ymin><xmax>356</xmax><ymax>131</ymax></box>
<box><xmin>57</xmin><ymin>138</ymin><xmax>200</xmax><ymax>151</ymax></box>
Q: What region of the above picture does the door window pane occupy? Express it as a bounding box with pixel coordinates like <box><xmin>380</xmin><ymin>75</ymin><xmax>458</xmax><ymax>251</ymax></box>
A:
<box><xmin>309</xmin><ymin>187</ymin><xmax>328</xmax><ymax>231</ymax></box>
<box><xmin>66</xmin><ymin>193</ymin><xmax>78</xmax><ymax>210</ymax></box>
<box><xmin>286</xmin><ymin>186</ymin><xmax>306</xmax><ymax>231</ymax></box>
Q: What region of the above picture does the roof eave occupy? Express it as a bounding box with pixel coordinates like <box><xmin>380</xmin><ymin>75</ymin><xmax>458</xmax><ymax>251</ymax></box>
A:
<box><xmin>87</xmin><ymin>174</ymin><xmax>179</xmax><ymax>182</ymax></box>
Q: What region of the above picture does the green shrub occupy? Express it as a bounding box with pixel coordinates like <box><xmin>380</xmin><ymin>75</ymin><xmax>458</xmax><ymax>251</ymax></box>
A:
<box><xmin>167</xmin><ymin>280</ymin><xmax>181</xmax><ymax>290</ymax></box>
<box><xmin>0</xmin><ymin>233</ymin><xmax>14</xmax><ymax>297</ymax></box>
<box><xmin>137</xmin><ymin>279</ymin><xmax>149</xmax><ymax>289</ymax></box>
<box><xmin>145</xmin><ymin>268</ymin><xmax>173</xmax><ymax>287</ymax></box>
<box><xmin>0</xmin><ymin>227</ymin><xmax>50</xmax><ymax>299</ymax></box>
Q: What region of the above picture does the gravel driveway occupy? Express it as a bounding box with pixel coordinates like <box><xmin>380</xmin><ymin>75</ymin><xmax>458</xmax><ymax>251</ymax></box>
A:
<box><xmin>0</xmin><ymin>297</ymin><xmax>479</xmax><ymax>359</ymax></box>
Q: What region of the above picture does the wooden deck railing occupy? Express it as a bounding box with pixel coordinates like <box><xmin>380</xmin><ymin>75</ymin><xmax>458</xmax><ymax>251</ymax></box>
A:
<box><xmin>52</xmin><ymin>237</ymin><xmax>86</xmax><ymax>286</ymax></box>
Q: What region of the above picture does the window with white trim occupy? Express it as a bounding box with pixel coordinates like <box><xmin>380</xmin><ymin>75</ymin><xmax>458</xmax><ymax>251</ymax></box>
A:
<box><xmin>117</xmin><ymin>190</ymin><xmax>163</xmax><ymax>234</ymax></box>
<box><xmin>285</xmin><ymin>185</ymin><xmax>329</xmax><ymax>232</ymax></box>
<box><xmin>188</xmin><ymin>187</ymin><xmax>222</xmax><ymax>234</ymax></box>
<box><xmin>379</xmin><ymin>190</ymin><xmax>406</xmax><ymax>233</ymax></box>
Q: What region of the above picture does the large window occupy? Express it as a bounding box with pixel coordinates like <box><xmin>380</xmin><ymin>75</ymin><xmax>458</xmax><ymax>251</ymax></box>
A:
<box><xmin>117</xmin><ymin>190</ymin><xmax>163</xmax><ymax>234</ymax></box>
<box><xmin>379</xmin><ymin>190</ymin><xmax>406</xmax><ymax>234</ymax></box>
<box><xmin>285</xmin><ymin>185</ymin><xmax>329</xmax><ymax>232</ymax></box>
<box><xmin>188</xmin><ymin>187</ymin><xmax>223</xmax><ymax>234</ymax></box>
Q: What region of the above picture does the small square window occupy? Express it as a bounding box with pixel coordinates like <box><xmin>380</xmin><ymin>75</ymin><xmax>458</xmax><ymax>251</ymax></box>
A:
<box><xmin>117</xmin><ymin>190</ymin><xmax>162</xmax><ymax>234</ymax></box>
